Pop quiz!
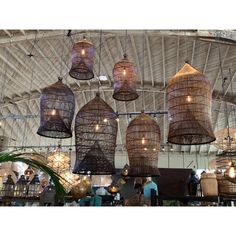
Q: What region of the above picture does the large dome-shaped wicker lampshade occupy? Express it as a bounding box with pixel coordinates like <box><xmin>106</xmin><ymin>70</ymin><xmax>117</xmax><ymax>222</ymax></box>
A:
<box><xmin>166</xmin><ymin>62</ymin><xmax>215</xmax><ymax>145</ymax></box>
<box><xmin>73</xmin><ymin>93</ymin><xmax>118</xmax><ymax>175</ymax></box>
<box><xmin>112</xmin><ymin>54</ymin><xmax>139</xmax><ymax>101</ymax></box>
<box><xmin>69</xmin><ymin>37</ymin><xmax>95</xmax><ymax>80</ymax></box>
<box><xmin>126</xmin><ymin>111</ymin><xmax>161</xmax><ymax>177</ymax></box>
<box><xmin>37</xmin><ymin>78</ymin><xmax>75</xmax><ymax>139</ymax></box>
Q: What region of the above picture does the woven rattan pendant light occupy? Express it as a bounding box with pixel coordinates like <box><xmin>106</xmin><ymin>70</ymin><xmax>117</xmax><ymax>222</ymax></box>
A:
<box><xmin>73</xmin><ymin>93</ymin><xmax>118</xmax><ymax>175</ymax></box>
<box><xmin>126</xmin><ymin>111</ymin><xmax>161</xmax><ymax>176</ymax></box>
<box><xmin>112</xmin><ymin>31</ymin><xmax>138</xmax><ymax>101</ymax></box>
<box><xmin>69</xmin><ymin>36</ymin><xmax>95</xmax><ymax>80</ymax></box>
<box><xmin>73</xmin><ymin>31</ymin><xmax>118</xmax><ymax>175</ymax></box>
<box><xmin>166</xmin><ymin>62</ymin><xmax>215</xmax><ymax>145</ymax></box>
<box><xmin>37</xmin><ymin>78</ymin><xmax>75</xmax><ymax>138</ymax></box>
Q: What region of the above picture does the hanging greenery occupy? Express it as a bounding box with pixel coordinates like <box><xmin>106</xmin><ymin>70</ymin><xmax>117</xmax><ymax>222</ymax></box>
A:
<box><xmin>0</xmin><ymin>151</ymin><xmax>66</xmax><ymax>200</ymax></box>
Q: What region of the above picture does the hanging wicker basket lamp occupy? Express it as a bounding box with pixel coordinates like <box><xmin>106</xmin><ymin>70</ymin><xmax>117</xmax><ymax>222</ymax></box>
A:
<box><xmin>69</xmin><ymin>37</ymin><xmax>95</xmax><ymax>80</ymax></box>
<box><xmin>214</xmin><ymin>127</ymin><xmax>236</xmax><ymax>151</ymax></box>
<box><xmin>37</xmin><ymin>78</ymin><xmax>75</xmax><ymax>139</ymax></box>
<box><xmin>112</xmin><ymin>54</ymin><xmax>139</xmax><ymax>101</ymax></box>
<box><xmin>166</xmin><ymin>62</ymin><xmax>215</xmax><ymax>145</ymax></box>
<box><xmin>73</xmin><ymin>93</ymin><xmax>118</xmax><ymax>175</ymax></box>
<box><xmin>126</xmin><ymin>111</ymin><xmax>160</xmax><ymax>177</ymax></box>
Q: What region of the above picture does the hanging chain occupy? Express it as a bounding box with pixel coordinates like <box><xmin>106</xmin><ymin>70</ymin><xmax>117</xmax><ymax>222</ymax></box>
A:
<box><xmin>218</xmin><ymin>45</ymin><xmax>232</xmax><ymax>154</ymax></box>
<box><xmin>124</xmin><ymin>30</ymin><xmax>128</xmax><ymax>57</ymax></box>
<box><xmin>141</xmin><ymin>31</ymin><xmax>145</xmax><ymax>111</ymax></box>
<box><xmin>97</xmin><ymin>30</ymin><xmax>102</xmax><ymax>94</ymax></box>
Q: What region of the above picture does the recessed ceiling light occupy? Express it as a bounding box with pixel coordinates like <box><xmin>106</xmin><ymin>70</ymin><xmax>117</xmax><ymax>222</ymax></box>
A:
<box><xmin>99</xmin><ymin>75</ymin><xmax>108</xmax><ymax>81</ymax></box>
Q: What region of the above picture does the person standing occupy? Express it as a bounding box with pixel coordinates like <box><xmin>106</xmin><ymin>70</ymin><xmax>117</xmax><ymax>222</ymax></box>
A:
<box><xmin>143</xmin><ymin>177</ymin><xmax>158</xmax><ymax>206</ymax></box>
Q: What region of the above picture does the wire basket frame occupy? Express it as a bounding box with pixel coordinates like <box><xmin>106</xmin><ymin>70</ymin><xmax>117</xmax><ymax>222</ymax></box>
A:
<box><xmin>216</xmin><ymin>151</ymin><xmax>236</xmax><ymax>170</ymax></box>
<box><xmin>112</xmin><ymin>54</ymin><xmax>139</xmax><ymax>101</ymax></box>
<box><xmin>126</xmin><ymin>111</ymin><xmax>160</xmax><ymax>177</ymax></box>
<box><xmin>214</xmin><ymin>127</ymin><xmax>236</xmax><ymax>151</ymax></box>
<box><xmin>73</xmin><ymin>93</ymin><xmax>118</xmax><ymax>175</ymax></box>
<box><xmin>69</xmin><ymin>38</ymin><xmax>95</xmax><ymax>80</ymax></box>
<box><xmin>166</xmin><ymin>63</ymin><xmax>215</xmax><ymax>145</ymax></box>
<box><xmin>37</xmin><ymin>78</ymin><xmax>75</xmax><ymax>138</ymax></box>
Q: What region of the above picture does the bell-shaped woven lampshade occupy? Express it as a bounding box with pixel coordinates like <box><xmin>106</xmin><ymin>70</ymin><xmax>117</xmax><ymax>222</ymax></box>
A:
<box><xmin>73</xmin><ymin>93</ymin><xmax>118</xmax><ymax>175</ymax></box>
<box><xmin>126</xmin><ymin>111</ymin><xmax>161</xmax><ymax>176</ymax></box>
<box><xmin>69</xmin><ymin>38</ymin><xmax>95</xmax><ymax>80</ymax></box>
<box><xmin>166</xmin><ymin>62</ymin><xmax>215</xmax><ymax>145</ymax></box>
<box><xmin>214</xmin><ymin>127</ymin><xmax>236</xmax><ymax>151</ymax></box>
<box><xmin>112</xmin><ymin>54</ymin><xmax>139</xmax><ymax>101</ymax></box>
<box><xmin>37</xmin><ymin>78</ymin><xmax>75</xmax><ymax>139</ymax></box>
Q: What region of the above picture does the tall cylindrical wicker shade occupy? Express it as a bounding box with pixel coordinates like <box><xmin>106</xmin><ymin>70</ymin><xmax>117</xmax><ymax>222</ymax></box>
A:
<box><xmin>37</xmin><ymin>78</ymin><xmax>75</xmax><ymax>138</ymax></box>
<box><xmin>69</xmin><ymin>38</ymin><xmax>95</xmax><ymax>80</ymax></box>
<box><xmin>166</xmin><ymin>63</ymin><xmax>215</xmax><ymax>145</ymax></box>
<box><xmin>112</xmin><ymin>54</ymin><xmax>139</xmax><ymax>101</ymax></box>
<box><xmin>73</xmin><ymin>93</ymin><xmax>118</xmax><ymax>175</ymax></box>
<box><xmin>126</xmin><ymin>111</ymin><xmax>160</xmax><ymax>177</ymax></box>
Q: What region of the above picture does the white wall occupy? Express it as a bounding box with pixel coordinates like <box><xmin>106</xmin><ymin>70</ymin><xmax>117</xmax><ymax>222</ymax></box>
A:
<box><xmin>114</xmin><ymin>151</ymin><xmax>215</xmax><ymax>169</ymax></box>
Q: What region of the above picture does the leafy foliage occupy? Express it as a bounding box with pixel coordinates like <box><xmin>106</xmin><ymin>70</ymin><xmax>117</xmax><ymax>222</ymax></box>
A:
<box><xmin>0</xmin><ymin>151</ymin><xmax>66</xmax><ymax>199</ymax></box>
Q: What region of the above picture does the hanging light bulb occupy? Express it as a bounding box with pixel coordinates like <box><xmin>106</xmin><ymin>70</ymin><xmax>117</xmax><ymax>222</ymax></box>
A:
<box><xmin>95</xmin><ymin>124</ymin><xmax>100</xmax><ymax>131</ymax></box>
<box><xmin>186</xmin><ymin>95</ymin><xmax>192</xmax><ymax>103</ymax></box>
<box><xmin>51</xmin><ymin>108</ymin><xmax>56</xmax><ymax>115</ymax></box>
<box><xmin>153</xmin><ymin>148</ymin><xmax>156</xmax><ymax>151</ymax></box>
<box><xmin>141</xmin><ymin>137</ymin><xmax>145</xmax><ymax>145</ymax></box>
<box><xmin>81</xmin><ymin>48</ymin><xmax>85</xmax><ymax>56</ymax></box>
<box><xmin>103</xmin><ymin>118</ymin><xmax>108</xmax><ymax>123</ymax></box>
<box><xmin>116</xmin><ymin>117</ymin><xmax>119</xmax><ymax>122</ymax></box>
<box><xmin>229</xmin><ymin>162</ymin><xmax>235</xmax><ymax>178</ymax></box>
<box><xmin>0</xmin><ymin>121</ymin><xmax>2</xmax><ymax>128</ymax></box>
<box><xmin>123</xmin><ymin>68</ymin><xmax>127</xmax><ymax>76</ymax></box>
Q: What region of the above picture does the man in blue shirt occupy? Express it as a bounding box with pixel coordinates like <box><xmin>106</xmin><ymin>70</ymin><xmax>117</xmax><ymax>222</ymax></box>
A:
<box><xmin>143</xmin><ymin>177</ymin><xmax>158</xmax><ymax>202</ymax></box>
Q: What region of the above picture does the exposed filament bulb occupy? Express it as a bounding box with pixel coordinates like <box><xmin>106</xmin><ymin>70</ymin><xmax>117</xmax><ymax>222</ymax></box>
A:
<box><xmin>95</xmin><ymin>124</ymin><xmax>99</xmax><ymax>131</ymax></box>
<box><xmin>123</xmin><ymin>68</ymin><xmax>127</xmax><ymax>76</ymax></box>
<box><xmin>186</xmin><ymin>95</ymin><xmax>192</xmax><ymax>103</ymax></box>
<box><xmin>141</xmin><ymin>137</ymin><xmax>145</xmax><ymax>145</ymax></box>
<box><xmin>52</xmin><ymin>109</ymin><xmax>56</xmax><ymax>115</ymax></box>
<box><xmin>229</xmin><ymin>162</ymin><xmax>235</xmax><ymax>178</ymax></box>
<box><xmin>81</xmin><ymin>48</ymin><xmax>85</xmax><ymax>55</ymax></box>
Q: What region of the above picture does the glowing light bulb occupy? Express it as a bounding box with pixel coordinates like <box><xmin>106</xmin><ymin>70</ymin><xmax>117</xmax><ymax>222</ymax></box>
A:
<box><xmin>186</xmin><ymin>95</ymin><xmax>192</xmax><ymax>103</ymax></box>
<box><xmin>229</xmin><ymin>164</ymin><xmax>235</xmax><ymax>178</ymax></box>
<box><xmin>234</xmin><ymin>133</ymin><xmax>236</xmax><ymax>139</ymax></box>
<box><xmin>103</xmin><ymin>118</ymin><xmax>108</xmax><ymax>123</ymax></box>
<box><xmin>95</xmin><ymin>124</ymin><xmax>99</xmax><ymax>131</ymax></box>
<box><xmin>52</xmin><ymin>109</ymin><xmax>56</xmax><ymax>115</ymax></box>
<box><xmin>123</xmin><ymin>68</ymin><xmax>126</xmax><ymax>76</ymax></box>
<box><xmin>144</xmin><ymin>147</ymin><xmax>147</xmax><ymax>151</ymax></box>
<box><xmin>116</xmin><ymin>117</ymin><xmax>119</xmax><ymax>122</ymax></box>
<box><xmin>81</xmin><ymin>48</ymin><xmax>85</xmax><ymax>55</ymax></box>
<box><xmin>0</xmin><ymin>121</ymin><xmax>2</xmax><ymax>127</ymax></box>
<box><xmin>141</xmin><ymin>137</ymin><xmax>145</xmax><ymax>145</ymax></box>
<box><xmin>153</xmin><ymin>148</ymin><xmax>156</xmax><ymax>151</ymax></box>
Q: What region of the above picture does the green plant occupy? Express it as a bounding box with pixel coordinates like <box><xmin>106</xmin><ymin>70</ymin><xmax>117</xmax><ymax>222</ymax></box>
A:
<box><xmin>0</xmin><ymin>150</ymin><xmax>66</xmax><ymax>200</ymax></box>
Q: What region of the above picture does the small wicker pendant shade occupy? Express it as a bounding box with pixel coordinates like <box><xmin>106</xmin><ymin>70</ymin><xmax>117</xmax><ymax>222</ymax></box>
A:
<box><xmin>69</xmin><ymin>38</ymin><xmax>95</xmax><ymax>80</ymax></box>
<box><xmin>126</xmin><ymin>111</ymin><xmax>161</xmax><ymax>177</ymax></box>
<box><xmin>73</xmin><ymin>93</ymin><xmax>118</xmax><ymax>175</ymax></box>
<box><xmin>214</xmin><ymin>127</ymin><xmax>236</xmax><ymax>151</ymax></box>
<box><xmin>37</xmin><ymin>78</ymin><xmax>75</xmax><ymax>138</ymax></box>
<box><xmin>216</xmin><ymin>151</ymin><xmax>236</xmax><ymax>170</ymax></box>
<box><xmin>112</xmin><ymin>54</ymin><xmax>139</xmax><ymax>101</ymax></box>
<box><xmin>166</xmin><ymin>63</ymin><xmax>215</xmax><ymax>145</ymax></box>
